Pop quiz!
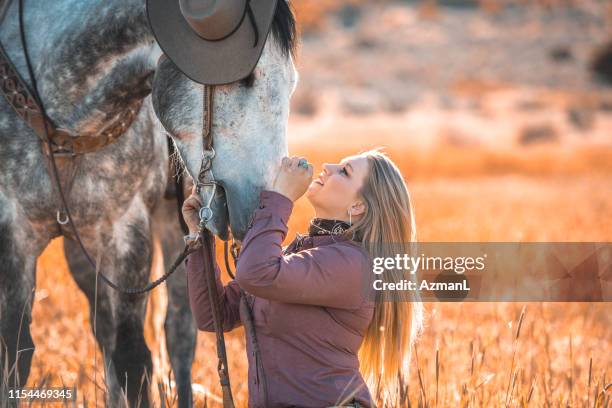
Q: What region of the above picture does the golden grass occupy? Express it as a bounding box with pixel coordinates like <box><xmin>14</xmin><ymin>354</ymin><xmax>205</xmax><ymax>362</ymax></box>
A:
<box><xmin>12</xmin><ymin>118</ymin><xmax>612</xmax><ymax>406</ymax></box>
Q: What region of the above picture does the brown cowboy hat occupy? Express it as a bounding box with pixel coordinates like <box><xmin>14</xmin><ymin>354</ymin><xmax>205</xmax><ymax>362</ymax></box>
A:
<box><xmin>147</xmin><ymin>0</ymin><xmax>278</xmax><ymax>85</ymax></box>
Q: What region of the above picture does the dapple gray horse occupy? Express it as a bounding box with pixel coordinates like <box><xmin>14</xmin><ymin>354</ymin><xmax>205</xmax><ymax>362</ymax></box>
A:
<box><xmin>0</xmin><ymin>0</ymin><xmax>297</xmax><ymax>405</ymax></box>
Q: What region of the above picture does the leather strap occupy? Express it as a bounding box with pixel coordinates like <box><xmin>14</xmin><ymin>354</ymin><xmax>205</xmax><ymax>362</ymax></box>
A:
<box><xmin>203</xmin><ymin>84</ymin><xmax>213</xmax><ymax>149</ymax></box>
<box><xmin>0</xmin><ymin>40</ymin><xmax>142</xmax><ymax>157</ymax></box>
<box><xmin>42</xmin><ymin>100</ymin><xmax>143</xmax><ymax>156</ymax></box>
<box><xmin>224</xmin><ymin>240</ymin><xmax>269</xmax><ymax>407</ymax></box>
<box><xmin>239</xmin><ymin>290</ymin><xmax>269</xmax><ymax>407</ymax></box>
<box><xmin>200</xmin><ymin>230</ymin><xmax>236</xmax><ymax>408</ymax></box>
<box><xmin>0</xmin><ymin>41</ymin><xmax>48</xmax><ymax>139</ymax></box>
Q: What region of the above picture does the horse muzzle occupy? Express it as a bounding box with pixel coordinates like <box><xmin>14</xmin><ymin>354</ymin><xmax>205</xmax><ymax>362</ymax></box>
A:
<box><xmin>200</xmin><ymin>183</ymin><xmax>230</xmax><ymax>241</ymax></box>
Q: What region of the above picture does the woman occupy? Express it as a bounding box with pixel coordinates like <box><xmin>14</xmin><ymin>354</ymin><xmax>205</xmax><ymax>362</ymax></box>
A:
<box><xmin>183</xmin><ymin>149</ymin><xmax>423</xmax><ymax>407</ymax></box>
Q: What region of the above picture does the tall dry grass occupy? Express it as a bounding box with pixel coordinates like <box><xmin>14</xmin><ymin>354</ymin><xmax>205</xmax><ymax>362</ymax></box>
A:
<box><xmin>14</xmin><ymin>131</ymin><xmax>610</xmax><ymax>406</ymax></box>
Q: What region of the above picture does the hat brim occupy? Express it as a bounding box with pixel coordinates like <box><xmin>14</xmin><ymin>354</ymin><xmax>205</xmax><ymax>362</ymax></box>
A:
<box><xmin>147</xmin><ymin>0</ymin><xmax>278</xmax><ymax>85</ymax></box>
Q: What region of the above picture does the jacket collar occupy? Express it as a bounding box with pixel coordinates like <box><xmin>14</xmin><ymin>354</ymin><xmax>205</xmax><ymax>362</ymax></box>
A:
<box><xmin>285</xmin><ymin>231</ymin><xmax>358</xmax><ymax>254</ymax></box>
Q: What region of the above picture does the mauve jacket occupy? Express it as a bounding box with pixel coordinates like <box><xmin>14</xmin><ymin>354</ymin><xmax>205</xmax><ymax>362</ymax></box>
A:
<box><xmin>186</xmin><ymin>190</ymin><xmax>375</xmax><ymax>408</ymax></box>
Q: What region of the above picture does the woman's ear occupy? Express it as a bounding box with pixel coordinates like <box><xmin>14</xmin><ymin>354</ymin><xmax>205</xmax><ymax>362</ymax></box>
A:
<box><xmin>349</xmin><ymin>201</ymin><xmax>366</xmax><ymax>217</ymax></box>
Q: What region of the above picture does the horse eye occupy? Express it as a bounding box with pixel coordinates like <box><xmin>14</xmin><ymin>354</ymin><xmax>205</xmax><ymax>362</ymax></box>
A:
<box><xmin>241</xmin><ymin>72</ymin><xmax>255</xmax><ymax>88</ymax></box>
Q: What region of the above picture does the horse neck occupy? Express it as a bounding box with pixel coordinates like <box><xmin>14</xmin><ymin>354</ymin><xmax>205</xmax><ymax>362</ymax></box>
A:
<box><xmin>1</xmin><ymin>0</ymin><xmax>159</xmax><ymax>132</ymax></box>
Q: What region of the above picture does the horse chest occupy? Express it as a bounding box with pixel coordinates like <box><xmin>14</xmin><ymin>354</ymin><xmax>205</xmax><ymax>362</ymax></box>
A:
<box><xmin>1</xmin><ymin>104</ymin><xmax>167</xmax><ymax>233</ymax></box>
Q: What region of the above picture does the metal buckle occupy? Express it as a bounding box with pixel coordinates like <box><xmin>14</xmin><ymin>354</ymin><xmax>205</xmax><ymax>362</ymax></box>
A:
<box><xmin>197</xmin><ymin>147</ymin><xmax>216</xmax><ymax>185</ymax></box>
<box><xmin>57</xmin><ymin>210</ymin><xmax>69</xmax><ymax>225</ymax></box>
<box><xmin>196</xmin><ymin>148</ymin><xmax>216</xmax><ymax>193</ymax></box>
<box><xmin>43</xmin><ymin>143</ymin><xmax>73</xmax><ymax>158</ymax></box>
<box><xmin>51</xmin><ymin>150</ymin><xmax>75</xmax><ymax>158</ymax></box>
<box><xmin>49</xmin><ymin>128</ymin><xmax>76</xmax><ymax>157</ymax></box>
<box><xmin>198</xmin><ymin>207</ymin><xmax>213</xmax><ymax>223</ymax></box>
<box><xmin>197</xmin><ymin>178</ymin><xmax>217</xmax><ymax>229</ymax></box>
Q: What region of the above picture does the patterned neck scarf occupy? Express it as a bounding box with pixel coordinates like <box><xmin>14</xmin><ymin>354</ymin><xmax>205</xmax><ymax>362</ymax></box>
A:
<box><xmin>308</xmin><ymin>218</ymin><xmax>351</xmax><ymax>237</ymax></box>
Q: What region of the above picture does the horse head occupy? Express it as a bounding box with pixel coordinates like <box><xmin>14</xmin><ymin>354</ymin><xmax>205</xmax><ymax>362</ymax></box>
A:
<box><xmin>151</xmin><ymin>1</ymin><xmax>297</xmax><ymax>240</ymax></box>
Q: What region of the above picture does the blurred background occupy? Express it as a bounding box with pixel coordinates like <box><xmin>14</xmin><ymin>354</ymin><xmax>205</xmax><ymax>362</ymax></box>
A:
<box><xmin>33</xmin><ymin>0</ymin><xmax>611</xmax><ymax>406</ymax></box>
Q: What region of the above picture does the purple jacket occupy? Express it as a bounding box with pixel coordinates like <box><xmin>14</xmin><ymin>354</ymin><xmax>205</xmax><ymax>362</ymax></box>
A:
<box><xmin>186</xmin><ymin>190</ymin><xmax>375</xmax><ymax>407</ymax></box>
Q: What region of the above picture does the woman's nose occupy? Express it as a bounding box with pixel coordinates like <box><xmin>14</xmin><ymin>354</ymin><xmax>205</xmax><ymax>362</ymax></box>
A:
<box><xmin>322</xmin><ymin>163</ymin><xmax>332</xmax><ymax>174</ymax></box>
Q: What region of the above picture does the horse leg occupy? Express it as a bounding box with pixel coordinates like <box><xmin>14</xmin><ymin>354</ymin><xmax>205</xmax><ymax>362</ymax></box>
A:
<box><xmin>0</xmin><ymin>198</ymin><xmax>44</xmax><ymax>401</ymax></box>
<box><xmin>63</xmin><ymin>237</ymin><xmax>123</xmax><ymax>405</ymax></box>
<box><xmin>64</xmin><ymin>197</ymin><xmax>154</xmax><ymax>408</ymax></box>
<box><xmin>153</xmin><ymin>191</ymin><xmax>196</xmax><ymax>408</ymax></box>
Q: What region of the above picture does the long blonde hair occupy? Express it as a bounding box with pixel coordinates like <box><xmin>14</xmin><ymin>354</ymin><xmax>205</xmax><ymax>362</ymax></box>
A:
<box><xmin>348</xmin><ymin>148</ymin><xmax>423</xmax><ymax>402</ymax></box>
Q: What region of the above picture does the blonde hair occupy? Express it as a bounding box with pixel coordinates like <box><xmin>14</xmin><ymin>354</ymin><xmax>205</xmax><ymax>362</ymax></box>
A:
<box><xmin>348</xmin><ymin>148</ymin><xmax>423</xmax><ymax>402</ymax></box>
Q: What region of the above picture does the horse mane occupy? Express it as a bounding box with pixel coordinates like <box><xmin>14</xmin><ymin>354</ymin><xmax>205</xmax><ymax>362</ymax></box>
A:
<box><xmin>271</xmin><ymin>0</ymin><xmax>297</xmax><ymax>58</ymax></box>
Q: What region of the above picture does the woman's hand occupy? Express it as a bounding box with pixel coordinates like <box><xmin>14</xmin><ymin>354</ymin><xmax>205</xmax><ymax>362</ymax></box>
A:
<box><xmin>182</xmin><ymin>187</ymin><xmax>203</xmax><ymax>235</ymax></box>
<box><xmin>271</xmin><ymin>156</ymin><xmax>313</xmax><ymax>202</ymax></box>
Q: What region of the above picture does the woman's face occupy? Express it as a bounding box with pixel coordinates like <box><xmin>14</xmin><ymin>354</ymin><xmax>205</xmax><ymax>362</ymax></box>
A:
<box><xmin>306</xmin><ymin>155</ymin><xmax>370</xmax><ymax>220</ymax></box>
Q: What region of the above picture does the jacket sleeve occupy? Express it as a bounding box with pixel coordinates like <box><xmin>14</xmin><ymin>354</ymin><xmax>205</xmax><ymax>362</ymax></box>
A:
<box><xmin>235</xmin><ymin>190</ymin><xmax>370</xmax><ymax>310</ymax></box>
<box><xmin>185</xmin><ymin>241</ymin><xmax>243</xmax><ymax>332</ymax></box>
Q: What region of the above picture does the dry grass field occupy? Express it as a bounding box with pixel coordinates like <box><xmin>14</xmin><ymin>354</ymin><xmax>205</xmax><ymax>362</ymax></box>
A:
<box><xmin>25</xmin><ymin>119</ymin><xmax>612</xmax><ymax>406</ymax></box>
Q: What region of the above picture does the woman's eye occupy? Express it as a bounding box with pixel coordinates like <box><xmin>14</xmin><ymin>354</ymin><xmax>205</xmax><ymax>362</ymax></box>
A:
<box><xmin>340</xmin><ymin>167</ymin><xmax>349</xmax><ymax>176</ymax></box>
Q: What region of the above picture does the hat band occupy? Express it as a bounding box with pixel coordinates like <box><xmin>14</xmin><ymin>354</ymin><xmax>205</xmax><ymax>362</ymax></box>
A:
<box><xmin>204</xmin><ymin>0</ymin><xmax>259</xmax><ymax>47</ymax></box>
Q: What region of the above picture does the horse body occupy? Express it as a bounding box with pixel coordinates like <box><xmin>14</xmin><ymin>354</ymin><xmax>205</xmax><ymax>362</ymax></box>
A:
<box><xmin>0</xmin><ymin>0</ymin><xmax>195</xmax><ymax>406</ymax></box>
